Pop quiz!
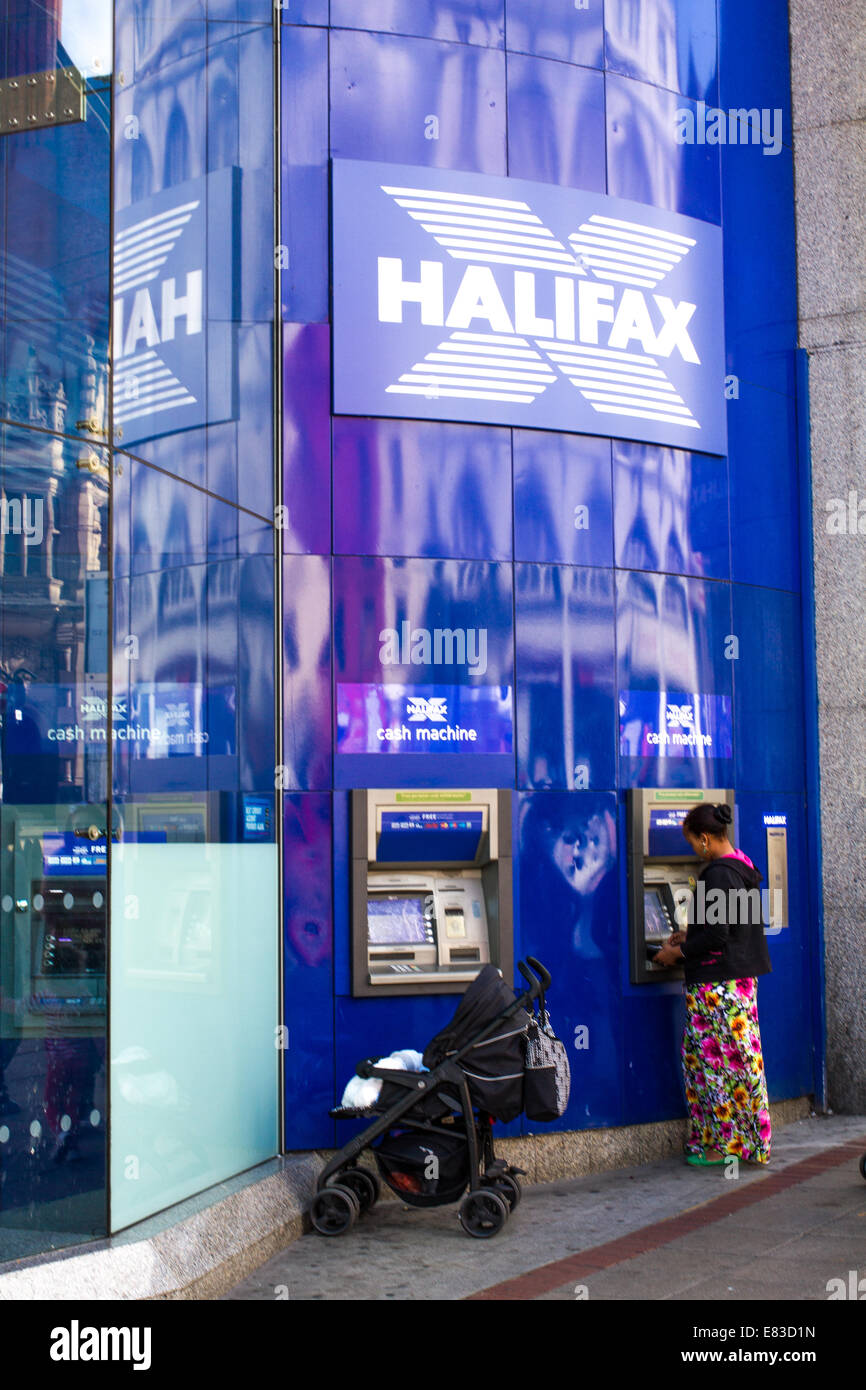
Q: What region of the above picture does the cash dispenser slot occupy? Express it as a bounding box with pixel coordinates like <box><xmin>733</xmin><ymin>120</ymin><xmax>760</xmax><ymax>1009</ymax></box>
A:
<box><xmin>351</xmin><ymin>789</ymin><xmax>513</xmax><ymax>996</ymax></box>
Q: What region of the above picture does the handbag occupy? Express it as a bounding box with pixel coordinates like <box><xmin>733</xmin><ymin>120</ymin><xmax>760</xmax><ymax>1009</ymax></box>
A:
<box><xmin>523</xmin><ymin>990</ymin><xmax>571</xmax><ymax>1122</ymax></box>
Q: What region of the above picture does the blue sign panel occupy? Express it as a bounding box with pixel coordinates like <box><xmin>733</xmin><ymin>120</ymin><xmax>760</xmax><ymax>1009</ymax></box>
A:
<box><xmin>42</xmin><ymin>833</ymin><xmax>107</xmax><ymax>877</ymax></box>
<box><xmin>619</xmin><ymin>690</ymin><xmax>733</xmax><ymax>760</ymax></box>
<box><xmin>336</xmin><ymin>682</ymin><xmax>513</xmax><ymax>755</ymax></box>
<box><xmin>377</xmin><ymin>810</ymin><xmax>484</xmax><ymax>863</ymax></box>
<box><xmin>332</xmin><ymin>159</ymin><xmax>727</xmax><ymax>454</ymax></box>
<box><xmin>113</xmin><ymin>168</ymin><xmax>238</xmax><ymax>446</ymax></box>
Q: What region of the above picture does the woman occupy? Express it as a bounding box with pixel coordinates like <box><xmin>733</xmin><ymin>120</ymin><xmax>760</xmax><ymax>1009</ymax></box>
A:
<box><xmin>653</xmin><ymin>803</ymin><xmax>772</xmax><ymax>1166</ymax></box>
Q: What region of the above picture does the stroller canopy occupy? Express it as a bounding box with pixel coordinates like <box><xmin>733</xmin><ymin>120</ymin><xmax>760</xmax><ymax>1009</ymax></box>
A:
<box><xmin>423</xmin><ymin>965</ymin><xmax>530</xmax><ymax>1122</ymax></box>
<box><xmin>423</xmin><ymin>965</ymin><xmax>518</xmax><ymax>1065</ymax></box>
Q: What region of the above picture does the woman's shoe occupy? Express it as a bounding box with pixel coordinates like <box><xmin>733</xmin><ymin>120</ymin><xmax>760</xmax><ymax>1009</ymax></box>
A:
<box><xmin>685</xmin><ymin>1150</ymin><xmax>727</xmax><ymax>1166</ymax></box>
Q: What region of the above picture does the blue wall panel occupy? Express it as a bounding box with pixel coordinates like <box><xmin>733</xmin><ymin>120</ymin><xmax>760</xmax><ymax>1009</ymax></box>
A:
<box><xmin>330</xmin><ymin>0</ymin><xmax>505</xmax><ymax>47</ymax></box>
<box><xmin>283</xmin><ymin>553</ymin><xmax>332</xmax><ymax>790</ymax></box>
<box><xmin>504</xmin><ymin>0</ymin><xmax>604</xmax><ymax>69</ymax></box>
<box><xmin>280</xmin><ymin>24</ymin><xmax>329</xmax><ymax>324</ymax></box>
<box><xmin>333</xmin><ymin>418</ymin><xmax>512</xmax><ymax>561</ymax></box>
<box><xmin>282</xmin><ymin>323</ymin><xmax>332</xmax><ymax>555</ymax></box>
<box><xmin>282</xmin><ymin>0</ymin><xmax>328</xmax><ymax>26</ymax></box>
<box><xmin>613</xmin><ymin>441</ymin><xmax>730</xmax><ymax>581</ymax></box>
<box><xmin>514</xmin><ymin>431</ymin><xmax>613</xmax><ymax>569</ymax></box>
<box><xmin>506</xmin><ymin>53</ymin><xmax>606</xmax><ymax>192</ymax></box>
<box><xmin>616</xmin><ymin>570</ymin><xmax>734</xmax><ymax>789</ymax></box>
<box><xmin>718</xmin><ymin>0</ymin><xmax>793</xmax><ymax>138</ymax></box>
<box><xmin>606</xmin><ymin>73</ymin><xmax>721</xmax><ymax>224</ymax></box>
<box><xmin>518</xmin><ymin>791</ymin><xmax>624</xmax><ymax>1129</ymax></box>
<box><xmin>604</xmin><ymin>0</ymin><xmax>719</xmax><ymax>105</ymax></box>
<box><xmin>728</xmin><ymin>383</ymin><xmax>799</xmax><ymax>592</ymax></box>
<box><xmin>515</xmin><ymin>565</ymin><xmax>616</xmax><ymax>790</ymax></box>
<box><xmin>329</xmin><ymin>29</ymin><xmax>507</xmax><ymax>174</ymax></box>
<box><xmin>283</xmin><ymin>792</ymin><xmax>336</xmax><ymax>1150</ymax></box>
<box><xmin>732</xmin><ymin>584</ymin><xmax>806</xmax><ymax>795</ymax></box>
<box><xmin>722</xmin><ymin>141</ymin><xmax>797</xmax><ymax>399</ymax></box>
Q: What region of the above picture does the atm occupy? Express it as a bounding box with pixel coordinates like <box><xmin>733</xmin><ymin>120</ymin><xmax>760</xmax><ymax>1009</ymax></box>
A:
<box><xmin>351</xmin><ymin>788</ymin><xmax>512</xmax><ymax>996</ymax></box>
<box><xmin>627</xmin><ymin>787</ymin><xmax>735</xmax><ymax>984</ymax></box>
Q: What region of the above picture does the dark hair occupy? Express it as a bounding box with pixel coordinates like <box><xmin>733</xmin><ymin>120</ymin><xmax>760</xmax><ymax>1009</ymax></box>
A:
<box><xmin>681</xmin><ymin>802</ymin><xmax>733</xmax><ymax>838</ymax></box>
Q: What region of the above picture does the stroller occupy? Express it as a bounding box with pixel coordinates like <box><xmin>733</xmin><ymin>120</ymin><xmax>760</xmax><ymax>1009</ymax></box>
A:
<box><xmin>312</xmin><ymin>958</ymin><xmax>551</xmax><ymax>1239</ymax></box>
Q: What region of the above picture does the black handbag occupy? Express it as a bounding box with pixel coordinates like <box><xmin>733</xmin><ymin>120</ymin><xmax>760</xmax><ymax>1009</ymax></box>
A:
<box><xmin>523</xmin><ymin>989</ymin><xmax>571</xmax><ymax>1122</ymax></box>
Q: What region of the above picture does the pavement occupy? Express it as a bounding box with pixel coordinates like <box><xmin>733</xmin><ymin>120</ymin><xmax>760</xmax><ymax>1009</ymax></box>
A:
<box><xmin>224</xmin><ymin>1114</ymin><xmax>866</xmax><ymax>1302</ymax></box>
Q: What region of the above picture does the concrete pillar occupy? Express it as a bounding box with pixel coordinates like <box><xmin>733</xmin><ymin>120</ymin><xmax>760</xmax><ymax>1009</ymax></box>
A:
<box><xmin>790</xmin><ymin>1</ymin><xmax>866</xmax><ymax>1109</ymax></box>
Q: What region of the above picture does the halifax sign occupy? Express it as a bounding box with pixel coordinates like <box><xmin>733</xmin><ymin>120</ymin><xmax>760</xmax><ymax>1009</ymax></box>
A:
<box><xmin>332</xmin><ymin>159</ymin><xmax>727</xmax><ymax>455</ymax></box>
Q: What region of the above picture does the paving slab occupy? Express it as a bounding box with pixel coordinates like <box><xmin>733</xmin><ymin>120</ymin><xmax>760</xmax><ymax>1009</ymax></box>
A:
<box><xmin>224</xmin><ymin>1114</ymin><xmax>866</xmax><ymax>1302</ymax></box>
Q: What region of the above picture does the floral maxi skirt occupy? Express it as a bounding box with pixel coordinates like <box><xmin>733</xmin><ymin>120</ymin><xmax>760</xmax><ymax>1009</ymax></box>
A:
<box><xmin>682</xmin><ymin>978</ymin><xmax>771</xmax><ymax>1163</ymax></box>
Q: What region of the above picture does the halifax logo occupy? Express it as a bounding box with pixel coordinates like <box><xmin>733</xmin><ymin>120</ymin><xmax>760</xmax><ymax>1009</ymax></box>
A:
<box><xmin>332</xmin><ymin>160</ymin><xmax>727</xmax><ymax>455</ymax></box>
<box><xmin>113</xmin><ymin>168</ymin><xmax>238</xmax><ymax>448</ymax></box>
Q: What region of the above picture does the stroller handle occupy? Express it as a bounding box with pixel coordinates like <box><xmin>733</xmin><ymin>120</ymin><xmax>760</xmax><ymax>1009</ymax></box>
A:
<box><xmin>518</xmin><ymin>956</ymin><xmax>551</xmax><ymax>997</ymax></box>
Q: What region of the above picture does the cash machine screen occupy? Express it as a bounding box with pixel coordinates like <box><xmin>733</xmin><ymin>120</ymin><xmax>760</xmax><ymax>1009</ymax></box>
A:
<box><xmin>647</xmin><ymin>807</ymin><xmax>690</xmax><ymax>858</ymax></box>
<box><xmin>643</xmin><ymin>889</ymin><xmax>670</xmax><ymax>940</ymax></box>
<box><xmin>376</xmin><ymin>810</ymin><xmax>484</xmax><ymax>864</ymax></box>
<box><xmin>367</xmin><ymin>894</ymin><xmax>429</xmax><ymax>945</ymax></box>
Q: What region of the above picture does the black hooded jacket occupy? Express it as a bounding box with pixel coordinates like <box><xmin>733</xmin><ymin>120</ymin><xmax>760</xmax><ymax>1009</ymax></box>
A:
<box><xmin>681</xmin><ymin>855</ymin><xmax>772</xmax><ymax>985</ymax></box>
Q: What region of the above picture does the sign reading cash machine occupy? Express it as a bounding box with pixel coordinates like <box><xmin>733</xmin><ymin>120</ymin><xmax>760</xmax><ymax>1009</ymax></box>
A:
<box><xmin>332</xmin><ymin>160</ymin><xmax>727</xmax><ymax>455</ymax></box>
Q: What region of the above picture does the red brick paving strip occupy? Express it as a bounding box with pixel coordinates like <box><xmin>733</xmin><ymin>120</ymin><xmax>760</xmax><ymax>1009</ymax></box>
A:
<box><xmin>467</xmin><ymin>1134</ymin><xmax>866</xmax><ymax>1300</ymax></box>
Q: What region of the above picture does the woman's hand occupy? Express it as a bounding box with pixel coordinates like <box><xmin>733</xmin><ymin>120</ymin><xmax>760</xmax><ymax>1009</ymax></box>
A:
<box><xmin>653</xmin><ymin>941</ymin><xmax>684</xmax><ymax>968</ymax></box>
<box><xmin>668</xmin><ymin>931</ymin><xmax>686</xmax><ymax>946</ymax></box>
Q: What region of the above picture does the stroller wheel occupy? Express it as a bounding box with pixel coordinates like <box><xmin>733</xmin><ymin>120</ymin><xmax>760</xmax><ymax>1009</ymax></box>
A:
<box><xmin>859</xmin><ymin>1153</ymin><xmax>866</xmax><ymax>1182</ymax></box>
<box><xmin>310</xmin><ymin>1184</ymin><xmax>360</xmax><ymax>1236</ymax></box>
<box><xmin>483</xmin><ymin>1173</ymin><xmax>522</xmax><ymax>1211</ymax></box>
<box><xmin>458</xmin><ymin>1188</ymin><xmax>509</xmax><ymax>1239</ymax></box>
<box><xmin>332</xmin><ymin>1167</ymin><xmax>380</xmax><ymax>1213</ymax></box>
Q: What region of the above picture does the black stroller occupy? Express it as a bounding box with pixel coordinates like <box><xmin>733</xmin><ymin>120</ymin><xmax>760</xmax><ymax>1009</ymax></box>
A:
<box><xmin>312</xmin><ymin>958</ymin><xmax>551</xmax><ymax>1239</ymax></box>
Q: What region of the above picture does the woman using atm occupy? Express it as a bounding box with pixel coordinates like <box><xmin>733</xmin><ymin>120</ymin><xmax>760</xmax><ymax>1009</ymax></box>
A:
<box><xmin>652</xmin><ymin>803</ymin><xmax>772</xmax><ymax>1167</ymax></box>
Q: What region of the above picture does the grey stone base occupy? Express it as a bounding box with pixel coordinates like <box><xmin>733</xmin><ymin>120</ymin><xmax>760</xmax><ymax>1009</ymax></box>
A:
<box><xmin>0</xmin><ymin>1097</ymin><xmax>812</xmax><ymax>1301</ymax></box>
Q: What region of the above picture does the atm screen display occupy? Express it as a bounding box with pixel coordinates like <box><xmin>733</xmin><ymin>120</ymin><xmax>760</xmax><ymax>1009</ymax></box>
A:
<box><xmin>376</xmin><ymin>810</ymin><xmax>484</xmax><ymax>864</ymax></box>
<box><xmin>367</xmin><ymin>895</ymin><xmax>428</xmax><ymax>945</ymax></box>
<box><xmin>41</xmin><ymin>834</ymin><xmax>107</xmax><ymax>877</ymax></box>
<box><xmin>643</xmin><ymin>890</ymin><xmax>669</xmax><ymax>939</ymax></box>
<box><xmin>647</xmin><ymin>807</ymin><xmax>691</xmax><ymax>858</ymax></box>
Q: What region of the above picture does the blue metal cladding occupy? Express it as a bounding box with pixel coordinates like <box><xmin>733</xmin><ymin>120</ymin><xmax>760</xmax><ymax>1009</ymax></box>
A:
<box><xmin>721</xmin><ymin>141</ymin><xmax>797</xmax><ymax>399</ymax></box>
<box><xmin>520</xmin><ymin>791</ymin><xmax>623</xmax><ymax>1129</ymax></box>
<box><xmin>329</xmin><ymin>29</ymin><xmax>507</xmax><ymax>174</ymax></box>
<box><xmin>603</xmin><ymin>0</ymin><xmax>719</xmax><ymax>105</ymax></box>
<box><xmin>277</xmin><ymin>0</ymin><xmax>819</xmax><ymax>1147</ymax></box>
<box><xmin>282</xmin><ymin>554</ymin><xmax>333</xmax><ymax>791</ymax></box>
<box><xmin>515</xmin><ymin>565</ymin><xmax>616</xmax><ymax>791</ymax></box>
<box><xmin>330</xmin><ymin>0</ymin><xmax>505</xmax><ymax>47</ymax></box>
<box><xmin>332</xmin><ymin>556</ymin><xmax>515</xmax><ymax>790</ymax></box>
<box><xmin>727</xmin><ymin>382</ymin><xmax>799</xmax><ymax>592</ymax></box>
<box><xmin>505</xmin><ymin>53</ymin><xmax>606</xmax><ymax>192</ymax></box>
<box><xmin>606</xmin><ymin>73</ymin><xmax>722</xmax><ymax>224</ymax></box>
<box><xmin>333</xmin><ymin>418</ymin><xmax>513</xmax><ymax>561</ymax></box>
<box><xmin>732</xmin><ymin>585</ymin><xmax>806</xmax><ymax>795</ymax></box>
<box><xmin>282</xmin><ymin>323</ymin><xmax>332</xmax><ymax>555</ymax></box>
<box><xmin>612</xmin><ymin>441</ymin><xmax>730</xmax><ymax>581</ymax></box>
<box><xmin>283</xmin><ymin>792</ymin><xmax>336</xmax><ymax>1150</ymax></box>
<box><xmin>616</xmin><ymin>570</ymin><xmax>735</xmax><ymax>790</ymax></box>
<box><xmin>504</xmin><ymin>0</ymin><xmax>604</xmax><ymax>69</ymax></box>
<box><xmin>513</xmin><ymin>431</ymin><xmax>613</xmax><ymax>569</ymax></box>
<box><xmin>280</xmin><ymin>23</ymin><xmax>329</xmax><ymax>325</ymax></box>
